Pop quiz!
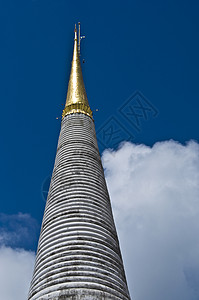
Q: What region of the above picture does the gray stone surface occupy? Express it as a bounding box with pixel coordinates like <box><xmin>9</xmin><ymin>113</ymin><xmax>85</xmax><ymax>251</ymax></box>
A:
<box><xmin>28</xmin><ymin>113</ymin><xmax>131</xmax><ymax>300</ymax></box>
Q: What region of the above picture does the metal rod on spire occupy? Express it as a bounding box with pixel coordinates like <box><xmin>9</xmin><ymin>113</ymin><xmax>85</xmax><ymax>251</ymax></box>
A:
<box><xmin>78</xmin><ymin>22</ymin><xmax>81</xmax><ymax>54</ymax></box>
<box><xmin>74</xmin><ymin>24</ymin><xmax>77</xmax><ymax>40</ymax></box>
<box><xmin>77</xmin><ymin>22</ymin><xmax>85</xmax><ymax>55</ymax></box>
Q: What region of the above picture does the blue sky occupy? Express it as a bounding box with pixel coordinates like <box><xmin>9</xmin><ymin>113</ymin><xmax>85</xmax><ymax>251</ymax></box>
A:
<box><xmin>0</xmin><ymin>0</ymin><xmax>199</xmax><ymax>299</ymax></box>
<box><xmin>0</xmin><ymin>0</ymin><xmax>198</xmax><ymax>222</ymax></box>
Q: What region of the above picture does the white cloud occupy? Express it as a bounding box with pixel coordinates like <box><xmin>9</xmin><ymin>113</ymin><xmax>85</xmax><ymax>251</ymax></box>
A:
<box><xmin>102</xmin><ymin>140</ymin><xmax>199</xmax><ymax>300</ymax></box>
<box><xmin>0</xmin><ymin>213</ymin><xmax>39</xmax><ymax>249</ymax></box>
<box><xmin>0</xmin><ymin>213</ymin><xmax>37</xmax><ymax>300</ymax></box>
<box><xmin>1</xmin><ymin>140</ymin><xmax>199</xmax><ymax>300</ymax></box>
<box><xmin>0</xmin><ymin>246</ymin><xmax>35</xmax><ymax>300</ymax></box>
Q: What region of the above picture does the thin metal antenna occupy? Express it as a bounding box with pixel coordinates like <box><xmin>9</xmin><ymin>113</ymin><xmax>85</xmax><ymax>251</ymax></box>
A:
<box><xmin>78</xmin><ymin>22</ymin><xmax>85</xmax><ymax>55</ymax></box>
<box><xmin>78</xmin><ymin>22</ymin><xmax>81</xmax><ymax>54</ymax></box>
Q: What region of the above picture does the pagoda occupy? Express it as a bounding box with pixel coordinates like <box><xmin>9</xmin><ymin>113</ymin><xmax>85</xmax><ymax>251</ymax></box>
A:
<box><xmin>28</xmin><ymin>24</ymin><xmax>131</xmax><ymax>300</ymax></box>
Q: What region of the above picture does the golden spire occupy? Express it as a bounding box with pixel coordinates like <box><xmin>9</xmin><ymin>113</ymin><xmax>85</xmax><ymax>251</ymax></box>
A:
<box><xmin>62</xmin><ymin>24</ymin><xmax>93</xmax><ymax>119</ymax></box>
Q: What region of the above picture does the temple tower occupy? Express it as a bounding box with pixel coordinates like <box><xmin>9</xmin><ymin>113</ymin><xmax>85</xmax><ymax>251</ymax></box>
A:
<box><xmin>28</xmin><ymin>25</ymin><xmax>131</xmax><ymax>300</ymax></box>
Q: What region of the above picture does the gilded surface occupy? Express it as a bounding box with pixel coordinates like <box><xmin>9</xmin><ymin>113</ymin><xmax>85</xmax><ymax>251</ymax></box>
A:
<box><xmin>63</xmin><ymin>27</ymin><xmax>93</xmax><ymax>119</ymax></box>
<box><xmin>62</xmin><ymin>103</ymin><xmax>93</xmax><ymax>118</ymax></box>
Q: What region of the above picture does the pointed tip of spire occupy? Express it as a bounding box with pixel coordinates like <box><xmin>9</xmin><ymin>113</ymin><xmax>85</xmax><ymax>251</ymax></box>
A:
<box><xmin>74</xmin><ymin>24</ymin><xmax>77</xmax><ymax>40</ymax></box>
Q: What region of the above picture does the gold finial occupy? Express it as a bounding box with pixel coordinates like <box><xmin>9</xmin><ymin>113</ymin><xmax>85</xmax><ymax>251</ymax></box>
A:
<box><xmin>62</xmin><ymin>24</ymin><xmax>93</xmax><ymax>119</ymax></box>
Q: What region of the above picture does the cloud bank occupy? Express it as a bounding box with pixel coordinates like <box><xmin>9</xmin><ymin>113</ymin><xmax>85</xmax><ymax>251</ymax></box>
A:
<box><xmin>0</xmin><ymin>213</ymin><xmax>37</xmax><ymax>300</ymax></box>
<box><xmin>0</xmin><ymin>213</ymin><xmax>39</xmax><ymax>249</ymax></box>
<box><xmin>0</xmin><ymin>246</ymin><xmax>35</xmax><ymax>300</ymax></box>
<box><xmin>1</xmin><ymin>140</ymin><xmax>199</xmax><ymax>300</ymax></box>
<box><xmin>102</xmin><ymin>140</ymin><xmax>199</xmax><ymax>300</ymax></box>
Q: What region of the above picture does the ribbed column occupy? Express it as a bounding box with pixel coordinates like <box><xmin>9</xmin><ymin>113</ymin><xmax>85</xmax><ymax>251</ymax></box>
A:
<box><xmin>28</xmin><ymin>113</ymin><xmax>130</xmax><ymax>300</ymax></box>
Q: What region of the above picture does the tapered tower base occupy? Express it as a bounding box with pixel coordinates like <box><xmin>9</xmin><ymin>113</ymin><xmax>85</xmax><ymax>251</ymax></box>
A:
<box><xmin>28</xmin><ymin>114</ymin><xmax>130</xmax><ymax>300</ymax></box>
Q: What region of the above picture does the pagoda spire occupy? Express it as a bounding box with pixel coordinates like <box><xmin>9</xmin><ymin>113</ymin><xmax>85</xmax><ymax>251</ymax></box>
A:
<box><xmin>28</xmin><ymin>24</ymin><xmax>131</xmax><ymax>300</ymax></box>
<box><xmin>62</xmin><ymin>24</ymin><xmax>93</xmax><ymax>119</ymax></box>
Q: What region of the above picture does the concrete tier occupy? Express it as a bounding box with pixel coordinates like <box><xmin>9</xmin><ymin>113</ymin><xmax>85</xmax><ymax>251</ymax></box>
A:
<box><xmin>28</xmin><ymin>113</ymin><xmax>131</xmax><ymax>300</ymax></box>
